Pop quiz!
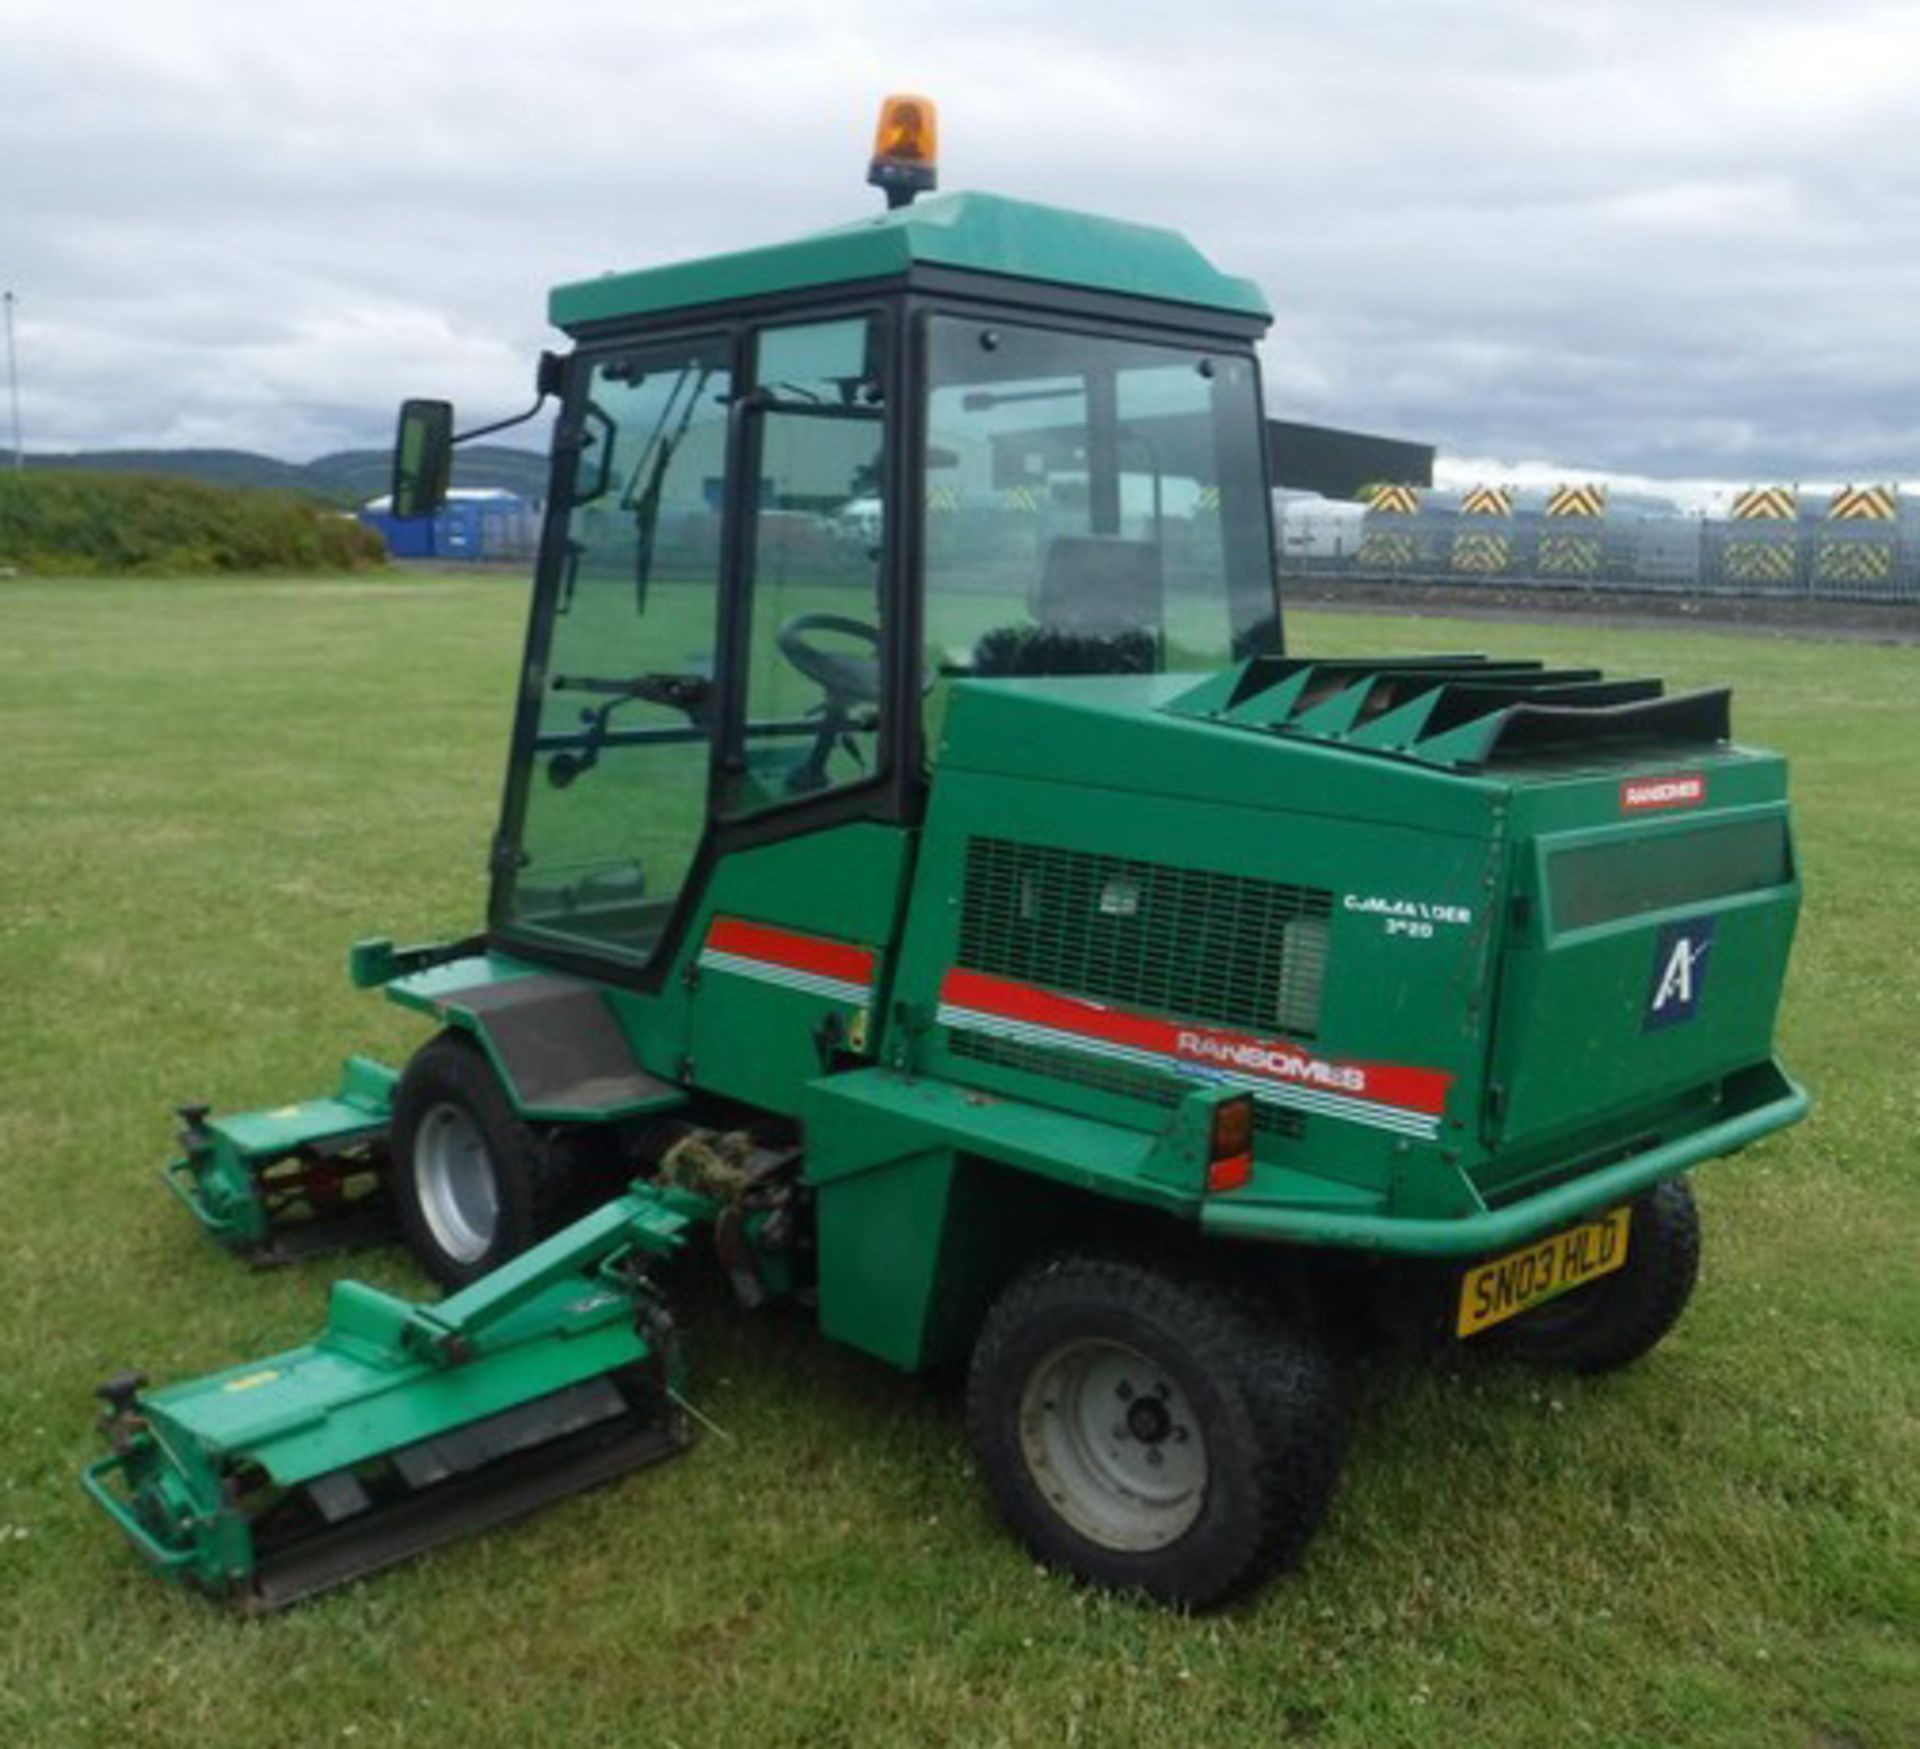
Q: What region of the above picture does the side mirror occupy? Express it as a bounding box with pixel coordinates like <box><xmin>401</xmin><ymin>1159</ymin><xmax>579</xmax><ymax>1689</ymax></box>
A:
<box><xmin>391</xmin><ymin>399</ymin><xmax>453</xmax><ymax>519</ymax></box>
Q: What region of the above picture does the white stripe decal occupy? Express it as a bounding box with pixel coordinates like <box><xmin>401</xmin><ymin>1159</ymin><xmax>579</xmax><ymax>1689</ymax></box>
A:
<box><xmin>699</xmin><ymin>949</ymin><xmax>870</xmax><ymax>1007</ymax></box>
<box><xmin>937</xmin><ymin>1002</ymin><xmax>1441</xmax><ymax>1141</ymax></box>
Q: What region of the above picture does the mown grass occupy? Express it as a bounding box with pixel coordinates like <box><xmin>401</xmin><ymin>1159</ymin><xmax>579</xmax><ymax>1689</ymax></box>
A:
<box><xmin>0</xmin><ymin>574</ymin><xmax>1913</xmax><ymax>1749</ymax></box>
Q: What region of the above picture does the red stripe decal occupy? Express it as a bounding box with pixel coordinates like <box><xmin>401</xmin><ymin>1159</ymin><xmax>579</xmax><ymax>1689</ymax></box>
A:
<box><xmin>705</xmin><ymin>917</ymin><xmax>875</xmax><ymax>987</ymax></box>
<box><xmin>941</xmin><ymin>968</ymin><xmax>1451</xmax><ymax>1119</ymax></box>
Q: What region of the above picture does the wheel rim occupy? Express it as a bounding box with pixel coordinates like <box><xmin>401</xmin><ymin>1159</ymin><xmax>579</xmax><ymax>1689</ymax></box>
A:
<box><xmin>1017</xmin><ymin>1338</ymin><xmax>1208</xmax><ymax>1551</ymax></box>
<box><xmin>413</xmin><ymin>1102</ymin><xmax>500</xmax><ymax>1264</ymax></box>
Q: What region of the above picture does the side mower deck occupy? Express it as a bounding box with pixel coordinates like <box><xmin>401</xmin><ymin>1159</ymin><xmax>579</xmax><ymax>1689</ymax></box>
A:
<box><xmin>87</xmin><ymin>1186</ymin><xmax>703</xmax><ymax>1610</ymax></box>
<box><xmin>163</xmin><ymin>1057</ymin><xmax>398</xmax><ymax>1261</ymax></box>
<box><xmin>165</xmin><ymin>956</ymin><xmax>687</xmax><ymax>1263</ymax></box>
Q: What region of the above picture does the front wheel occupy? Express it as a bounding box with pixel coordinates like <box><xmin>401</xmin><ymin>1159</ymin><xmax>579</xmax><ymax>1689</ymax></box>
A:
<box><xmin>390</xmin><ymin>1031</ymin><xmax>572</xmax><ymax>1288</ymax></box>
<box><xmin>966</xmin><ymin>1254</ymin><xmax>1345</xmax><ymax>1609</ymax></box>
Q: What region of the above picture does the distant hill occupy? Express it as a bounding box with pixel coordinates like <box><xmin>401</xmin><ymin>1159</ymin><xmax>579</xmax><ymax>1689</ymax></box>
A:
<box><xmin>24</xmin><ymin>444</ymin><xmax>550</xmax><ymax>508</ymax></box>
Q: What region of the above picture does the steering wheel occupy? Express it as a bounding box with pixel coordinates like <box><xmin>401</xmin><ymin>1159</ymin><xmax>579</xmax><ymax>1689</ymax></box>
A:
<box><xmin>771</xmin><ymin>613</ymin><xmax>881</xmax><ymax>797</ymax></box>
<box><xmin>776</xmin><ymin>613</ymin><xmax>881</xmax><ymax>707</ymax></box>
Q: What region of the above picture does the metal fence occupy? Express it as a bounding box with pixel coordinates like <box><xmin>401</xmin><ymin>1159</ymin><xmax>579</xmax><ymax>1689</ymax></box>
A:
<box><xmin>1279</xmin><ymin>489</ymin><xmax>1920</xmax><ymax>605</ymax></box>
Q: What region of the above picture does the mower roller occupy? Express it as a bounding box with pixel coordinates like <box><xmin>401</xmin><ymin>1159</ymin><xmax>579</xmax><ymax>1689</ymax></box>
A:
<box><xmin>89</xmin><ymin>97</ymin><xmax>1807</xmax><ymax>1611</ymax></box>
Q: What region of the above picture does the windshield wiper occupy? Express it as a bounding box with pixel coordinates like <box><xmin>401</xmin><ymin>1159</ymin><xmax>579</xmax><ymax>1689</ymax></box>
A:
<box><xmin>623</xmin><ymin>366</ymin><xmax>714</xmax><ymax>614</ymax></box>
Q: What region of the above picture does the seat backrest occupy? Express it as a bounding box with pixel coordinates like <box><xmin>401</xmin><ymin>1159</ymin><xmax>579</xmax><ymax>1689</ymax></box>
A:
<box><xmin>1030</xmin><ymin>535</ymin><xmax>1164</xmax><ymax>636</ymax></box>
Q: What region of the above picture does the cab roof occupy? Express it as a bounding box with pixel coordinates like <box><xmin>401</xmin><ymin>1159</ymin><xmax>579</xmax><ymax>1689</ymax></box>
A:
<box><xmin>548</xmin><ymin>191</ymin><xmax>1270</xmax><ymax>334</ymax></box>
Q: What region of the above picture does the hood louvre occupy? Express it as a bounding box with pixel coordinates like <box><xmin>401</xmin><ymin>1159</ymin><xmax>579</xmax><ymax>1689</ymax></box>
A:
<box><xmin>1165</xmin><ymin>657</ymin><xmax>1730</xmax><ymax>772</ymax></box>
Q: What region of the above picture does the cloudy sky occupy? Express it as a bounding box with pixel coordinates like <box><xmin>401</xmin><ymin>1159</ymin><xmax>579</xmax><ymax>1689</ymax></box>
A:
<box><xmin>4</xmin><ymin>0</ymin><xmax>1917</xmax><ymax>487</ymax></box>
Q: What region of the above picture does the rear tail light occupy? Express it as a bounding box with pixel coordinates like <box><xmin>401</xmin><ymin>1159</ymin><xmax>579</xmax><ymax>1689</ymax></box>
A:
<box><xmin>1207</xmin><ymin>1096</ymin><xmax>1254</xmax><ymax>1193</ymax></box>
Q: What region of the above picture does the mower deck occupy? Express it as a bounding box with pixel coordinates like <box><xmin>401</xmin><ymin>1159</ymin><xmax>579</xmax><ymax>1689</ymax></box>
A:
<box><xmin>164</xmin><ymin>1056</ymin><xmax>398</xmax><ymax>1260</ymax></box>
<box><xmin>87</xmin><ymin>1186</ymin><xmax>705</xmax><ymax>1608</ymax></box>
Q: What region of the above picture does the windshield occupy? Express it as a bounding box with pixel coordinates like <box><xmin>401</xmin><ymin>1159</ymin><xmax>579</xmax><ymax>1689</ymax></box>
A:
<box><xmin>497</xmin><ymin>337</ymin><xmax>732</xmax><ymax>961</ymax></box>
<box><xmin>921</xmin><ymin>317</ymin><xmax>1276</xmax><ymax>739</ymax></box>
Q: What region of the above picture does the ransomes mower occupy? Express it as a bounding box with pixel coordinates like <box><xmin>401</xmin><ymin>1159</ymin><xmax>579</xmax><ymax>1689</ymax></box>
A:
<box><xmin>86</xmin><ymin>97</ymin><xmax>1807</xmax><ymax>1611</ymax></box>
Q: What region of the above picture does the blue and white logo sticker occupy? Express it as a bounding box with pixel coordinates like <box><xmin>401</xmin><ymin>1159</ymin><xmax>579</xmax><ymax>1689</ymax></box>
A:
<box><xmin>1645</xmin><ymin>917</ymin><xmax>1715</xmax><ymax>1031</ymax></box>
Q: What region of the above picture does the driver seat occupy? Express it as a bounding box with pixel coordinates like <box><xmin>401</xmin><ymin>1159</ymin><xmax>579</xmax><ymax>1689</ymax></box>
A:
<box><xmin>972</xmin><ymin>536</ymin><xmax>1165</xmax><ymax>678</ymax></box>
<box><xmin>1029</xmin><ymin>535</ymin><xmax>1164</xmax><ymax>636</ymax></box>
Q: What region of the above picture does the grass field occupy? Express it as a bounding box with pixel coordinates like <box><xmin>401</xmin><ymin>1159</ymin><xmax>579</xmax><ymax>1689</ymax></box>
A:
<box><xmin>0</xmin><ymin>574</ymin><xmax>1914</xmax><ymax>1749</ymax></box>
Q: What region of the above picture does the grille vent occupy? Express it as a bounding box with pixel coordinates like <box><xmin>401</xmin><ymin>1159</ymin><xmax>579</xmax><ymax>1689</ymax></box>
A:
<box><xmin>957</xmin><ymin>837</ymin><xmax>1333</xmax><ymax>1039</ymax></box>
<box><xmin>950</xmin><ymin>1030</ymin><xmax>1304</xmax><ymax>1139</ymax></box>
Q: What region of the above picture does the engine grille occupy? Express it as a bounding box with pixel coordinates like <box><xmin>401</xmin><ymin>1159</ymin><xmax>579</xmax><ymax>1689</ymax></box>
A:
<box><xmin>957</xmin><ymin>837</ymin><xmax>1333</xmax><ymax>1040</ymax></box>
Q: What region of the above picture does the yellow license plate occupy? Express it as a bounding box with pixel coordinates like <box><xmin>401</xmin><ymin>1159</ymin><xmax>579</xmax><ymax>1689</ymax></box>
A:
<box><xmin>1456</xmin><ymin>1207</ymin><xmax>1632</xmax><ymax>1338</ymax></box>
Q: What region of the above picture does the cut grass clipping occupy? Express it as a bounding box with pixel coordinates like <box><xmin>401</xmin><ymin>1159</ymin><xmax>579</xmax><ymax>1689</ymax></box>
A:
<box><xmin>0</xmin><ymin>575</ymin><xmax>1913</xmax><ymax>1748</ymax></box>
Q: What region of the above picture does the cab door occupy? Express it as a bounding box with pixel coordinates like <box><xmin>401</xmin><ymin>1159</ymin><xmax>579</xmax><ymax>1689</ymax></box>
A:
<box><xmin>498</xmin><ymin>335</ymin><xmax>734</xmax><ymax>967</ymax></box>
<box><xmin>686</xmin><ymin>314</ymin><xmax>916</xmax><ymax>1114</ymax></box>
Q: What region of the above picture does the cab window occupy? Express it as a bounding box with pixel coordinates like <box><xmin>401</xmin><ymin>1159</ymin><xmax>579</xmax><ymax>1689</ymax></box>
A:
<box><xmin>921</xmin><ymin>317</ymin><xmax>1276</xmax><ymax>754</ymax></box>
<box><xmin>719</xmin><ymin>316</ymin><xmax>887</xmax><ymax>816</ymax></box>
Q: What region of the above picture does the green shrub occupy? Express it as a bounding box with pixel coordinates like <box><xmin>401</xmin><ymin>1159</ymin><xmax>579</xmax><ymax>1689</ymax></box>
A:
<box><xmin>0</xmin><ymin>471</ymin><xmax>387</xmax><ymax>576</ymax></box>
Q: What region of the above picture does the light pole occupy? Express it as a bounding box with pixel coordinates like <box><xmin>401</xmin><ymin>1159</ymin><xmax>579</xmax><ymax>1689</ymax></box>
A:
<box><xmin>3</xmin><ymin>292</ymin><xmax>20</xmax><ymax>470</ymax></box>
<box><xmin>3</xmin><ymin>293</ymin><xmax>20</xmax><ymax>472</ymax></box>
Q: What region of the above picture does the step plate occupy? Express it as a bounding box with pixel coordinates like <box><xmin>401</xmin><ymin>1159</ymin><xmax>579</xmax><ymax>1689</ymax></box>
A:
<box><xmin>452</xmin><ymin>976</ymin><xmax>683</xmax><ymax>1116</ymax></box>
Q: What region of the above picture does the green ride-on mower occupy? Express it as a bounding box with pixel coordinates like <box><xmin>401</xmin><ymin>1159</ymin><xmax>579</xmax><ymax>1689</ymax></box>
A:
<box><xmin>86</xmin><ymin>96</ymin><xmax>1807</xmax><ymax>1612</ymax></box>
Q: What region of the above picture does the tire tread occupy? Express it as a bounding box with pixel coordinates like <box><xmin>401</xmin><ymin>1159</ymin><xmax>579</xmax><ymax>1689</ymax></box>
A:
<box><xmin>966</xmin><ymin>1252</ymin><xmax>1345</xmax><ymax>1608</ymax></box>
<box><xmin>1488</xmin><ymin>1178</ymin><xmax>1701</xmax><ymax>1374</ymax></box>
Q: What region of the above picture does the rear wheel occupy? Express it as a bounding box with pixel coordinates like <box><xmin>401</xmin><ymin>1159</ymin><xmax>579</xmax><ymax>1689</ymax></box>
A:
<box><xmin>966</xmin><ymin>1254</ymin><xmax>1344</xmax><ymax>1608</ymax></box>
<box><xmin>1485</xmin><ymin>1179</ymin><xmax>1701</xmax><ymax>1374</ymax></box>
<box><xmin>390</xmin><ymin>1031</ymin><xmax>571</xmax><ymax>1288</ymax></box>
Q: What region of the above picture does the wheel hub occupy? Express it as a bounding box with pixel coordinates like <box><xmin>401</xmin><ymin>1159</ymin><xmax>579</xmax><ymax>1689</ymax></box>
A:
<box><xmin>1017</xmin><ymin>1338</ymin><xmax>1208</xmax><ymax>1552</ymax></box>
<box><xmin>1125</xmin><ymin>1395</ymin><xmax>1173</xmax><ymax>1444</ymax></box>
<box><xmin>413</xmin><ymin>1102</ymin><xmax>500</xmax><ymax>1264</ymax></box>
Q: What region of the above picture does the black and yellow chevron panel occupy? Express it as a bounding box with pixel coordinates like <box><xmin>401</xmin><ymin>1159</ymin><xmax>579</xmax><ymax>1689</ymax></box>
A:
<box><xmin>1814</xmin><ymin>540</ymin><xmax>1895</xmax><ymax>585</ymax></box>
<box><xmin>1545</xmin><ymin>483</ymin><xmax>1607</xmax><ymax>519</ymax></box>
<box><xmin>1731</xmin><ymin>486</ymin><xmax>1799</xmax><ymax>521</ymax></box>
<box><xmin>1452</xmin><ymin>530</ymin><xmax>1511</xmax><ymax>573</ymax></box>
<box><xmin>1827</xmin><ymin>484</ymin><xmax>1897</xmax><ymax>522</ymax></box>
<box><xmin>1459</xmin><ymin>485</ymin><xmax>1513</xmax><ymax>518</ymax></box>
<box><xmin>1357</xmin><ymin>530</ymin><xmax>1418</xmax><ymax>569</ymax></box>
<box><xmin>1723</xmin><ymin>540</ymin><xmax>1798</xmax><ymax>585</ymax></box>
<box><xmin>1368</xmin><ymin>484</ymin><xmax>1420</xmax><ymax>515</ymax></box>
<box><xmin>1537</xmin><ymin>533</ymin><xmax>1603</xmax><ymax>577</ymax></box>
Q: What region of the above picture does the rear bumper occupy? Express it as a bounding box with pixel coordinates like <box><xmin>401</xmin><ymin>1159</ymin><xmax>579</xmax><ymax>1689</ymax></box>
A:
<box><xmin>1202</xmin><ymin>1060</ymin><xmax>1807</xmax><ymax>1258</ymax></box>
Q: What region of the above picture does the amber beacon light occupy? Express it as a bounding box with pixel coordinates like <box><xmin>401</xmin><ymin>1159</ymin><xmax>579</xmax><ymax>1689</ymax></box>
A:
<box><xmin>867</xmin><ymin>94</ymin><xmax>939</xmax><ymax>208</ymax></box>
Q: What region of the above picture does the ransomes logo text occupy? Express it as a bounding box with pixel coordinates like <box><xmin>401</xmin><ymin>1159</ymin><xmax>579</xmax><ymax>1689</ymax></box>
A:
<box><xmin>1621</xmin><ymin>771</ymin><xmax>1705</xmax><ymax>813</ymax></box>
<box><xmin>1175</xmin><ymin>1030</ymin><xmax>1367</xmax><ymax>1094</ymax></box>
